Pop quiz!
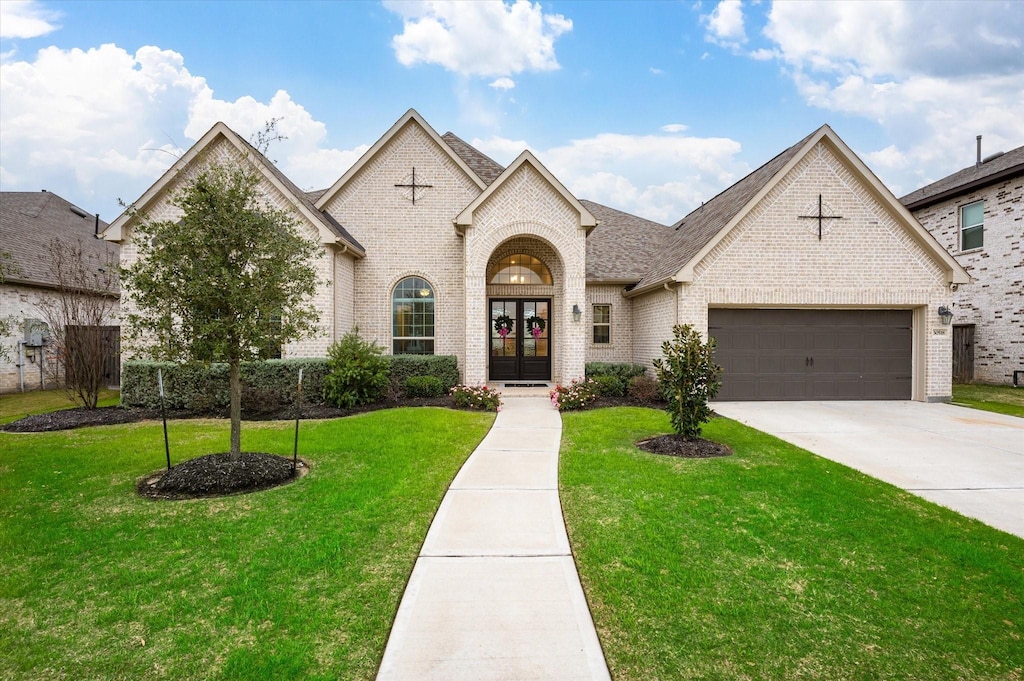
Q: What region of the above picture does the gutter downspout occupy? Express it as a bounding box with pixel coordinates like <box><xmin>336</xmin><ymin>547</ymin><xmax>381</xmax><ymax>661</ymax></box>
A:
<box><xmin>18</xmin><ymin>341</ymin><xmax>25</xmax><ymax>392</ymax></box>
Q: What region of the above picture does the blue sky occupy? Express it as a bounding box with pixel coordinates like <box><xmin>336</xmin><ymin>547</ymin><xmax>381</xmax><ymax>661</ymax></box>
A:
<box><xmin>2</xmin><ymin>0</ymin><xmax>1022</xmax><ymax>224</ymax></box>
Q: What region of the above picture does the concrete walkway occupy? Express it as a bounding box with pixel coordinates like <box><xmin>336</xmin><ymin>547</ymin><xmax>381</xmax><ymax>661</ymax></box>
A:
<box><xmin>376</xmin><ymin>396</ymin><xmax>611</xmax><ymax>680</ymax></box>
<box><xmin>714</xmin><ymin>400</ymin><xmax>1024</xmax><ymax>538</ymax></box>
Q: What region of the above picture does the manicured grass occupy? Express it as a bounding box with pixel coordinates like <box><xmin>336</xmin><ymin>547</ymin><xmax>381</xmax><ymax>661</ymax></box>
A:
<box><xmin>0</xmin><ymin>408</ymin><xmax>493</xmax><ymax>680</ymax></box>
<box><xmin>952</xmin><ymin>383</ymin><xmax>1024</xmax><ymax>417</ymax></box>
<box><xmin>0</xmin><ymin>388</ymin><xmax>120</xmax><ymax>425</ymax></box>
<box><xmin>560</xmin><ymin>407</ymin><xmax>1024</xmax><ymax>680</ymax></box>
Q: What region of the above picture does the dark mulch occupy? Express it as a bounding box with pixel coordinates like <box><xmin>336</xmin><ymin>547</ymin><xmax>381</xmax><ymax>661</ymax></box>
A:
<box><xmin>636</xmin><ymin>434</ymin><xmax>732</xmax><ymax>458</ymax></box>
<box><xmin>137</xmin><ymin>453</ymin><xmax>307</xmax><ymax>500</ymax></box>
<box><xmin>2</xmin><ymin>396</ymin><xmax>454</xmax><ymax>433</ymax></box>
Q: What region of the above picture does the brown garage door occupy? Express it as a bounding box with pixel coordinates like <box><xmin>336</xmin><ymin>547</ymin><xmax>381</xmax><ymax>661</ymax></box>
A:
<box><xmin>709</xmin><ymin>309</ymin><xmax>912</xmax><ymax>400</ymax></box>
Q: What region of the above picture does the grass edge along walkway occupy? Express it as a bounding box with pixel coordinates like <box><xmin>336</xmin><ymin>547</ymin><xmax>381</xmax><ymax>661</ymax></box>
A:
<box><xmin>0</xmin><ymin>407</ymin><xmax>494</xmax><ymax>681</ymax></box>
<box><xmin>559</xmin><ymin>407</ymin><xmax>1024</xmax><ymax>681</ymax></box>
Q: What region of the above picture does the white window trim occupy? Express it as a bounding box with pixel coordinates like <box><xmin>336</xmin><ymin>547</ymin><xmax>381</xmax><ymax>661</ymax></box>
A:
<box><xmin>960</xmin><ymin>200</ymin><xmax>984</xmax><ymax>252</ymax></box>
<box><xmin>592</xmin><ymin>304</ymin><xmax>611</xmax><ymax>345</ymax></box>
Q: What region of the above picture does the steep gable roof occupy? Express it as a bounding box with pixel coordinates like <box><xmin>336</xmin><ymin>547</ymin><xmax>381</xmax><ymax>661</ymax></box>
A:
<box><xmin>629</xmin><ymin>129</ymin><xmax>814</xmax><ymax>294</ymax></box>
<box><xmin>314</xmin><ymin>109</ymin><xmax>487</xmax><ymax>210</ymax></box>
<box><xmin>441</xmin><ymin>132</ymin><xmax>505</xmax><ymax>185</ymax></box>
<box><xmin>102</xmin><ymin>123</ymin><xmax>364</xmax><ymax>256</ymax></box>
<box><xmin>629</xmin><ymin>125</ymin><xmax>970</xmax><ymax>294</ymax></box>
<box><xmin>454</xmin><ymin>150</ymin><xmax>597</xmax><ymax>232</ymax></box>
<box><xmin>580</xmin><ymin>200</ymin><xmax>672</xmax><ymax>282</ymax></box>
<box><xmin>900</xmin><ymin>144</ymin><xmax>1024</xmax><ymax>210</ymax></box>
<box><xmin>1</xmin><ymin>191</ymin><xmax>118</xmax><ymax>291</ymax></box>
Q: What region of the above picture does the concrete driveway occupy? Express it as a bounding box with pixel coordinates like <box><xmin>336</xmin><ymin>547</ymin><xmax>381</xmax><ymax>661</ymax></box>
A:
<box><xmin>712</xmin><ymin>401</ymin><xmax>1024</xmax><ymax>538</ymax></box>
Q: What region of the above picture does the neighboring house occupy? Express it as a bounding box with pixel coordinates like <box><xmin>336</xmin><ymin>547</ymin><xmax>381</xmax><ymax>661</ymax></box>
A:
<box><xmin>901</xmin><ymin>143</ymin><xmax>1023</xmax><ymax>386</ymax></box>
<box><xmin>0</xmin><ymin>191</ymin><xmax>121</xmax><ymax>393</ymax></box>
<box><xmin>105</xmin><ymin>109</ymin><xmax>968</xmax><ymax>401</ymax></box>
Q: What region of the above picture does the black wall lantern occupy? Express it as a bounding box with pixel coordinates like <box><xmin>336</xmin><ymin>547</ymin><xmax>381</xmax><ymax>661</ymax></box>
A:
<box><xmin>572</xmin><ymin>304</ymin><xmax>581</xmax><ymax>322</ymax></box>
<box><xmin>938</xmin><ymin>305</ymin><xmax>954</xmax><ymax>326</ymax></box>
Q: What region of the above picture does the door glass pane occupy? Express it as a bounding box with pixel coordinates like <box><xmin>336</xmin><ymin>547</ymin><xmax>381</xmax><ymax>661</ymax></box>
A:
<box><xmin>491</xmin><ymin>300</ymin><xmax>516</xmax><ymax>357</ymax></box>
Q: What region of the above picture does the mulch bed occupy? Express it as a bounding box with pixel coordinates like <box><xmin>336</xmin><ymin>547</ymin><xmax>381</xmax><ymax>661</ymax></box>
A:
<box><xmin>2</xmin><ymin>396</ymin><xmax>454</xmax><ymax>433</ymax></box>
<box><xmin>137</xmin><ymin>453</ymin><xmax>307</xmax><ymax>500</ymax></box>
<box><xmin>636</xmin><ymin>434</ymin><xmax>732</xmax><ymax>458</ymax></box>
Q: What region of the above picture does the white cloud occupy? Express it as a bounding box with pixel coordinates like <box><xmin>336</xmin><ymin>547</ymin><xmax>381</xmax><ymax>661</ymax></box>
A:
<box><xmin>489</xmin><ymin>77</ymin><xmax>516</xmax><ymax>90</ymax></box>
<box><xmin>474</xmin><ymin>130</ymin><xmax>747</xmax><ymax>223</ymax></box>
<box><xmin>0</xmin><ymin>0</ymin><xmax>60</xmax><ymax>39</ymax></box>
<box><xmin>702</xmin><ymin>0</ymin><xmax>747</xmax><ymax>48</ymax></box>
<box><xmin>386</xmin><ymin>0</ymin><xmax>572</xmax><ymax>77</ymax></box>
<box><xmin>760</xmin><ymin>0</ymin><xmax>1024</xmax><ymax>194</ymax></box>
<box><xmin>661</xmin><ymin>124</ymin><xmax>688</xmax><ymax>133</ymax></box>
<box><xmin>649</xmin><ymin>67</ymin><xmax>664</xmax><ymax>75</ymax></box>
<box><xmin>0</xmin><ymin>43</ymin><xmax>370</xmax><ymax>218</ymax></box>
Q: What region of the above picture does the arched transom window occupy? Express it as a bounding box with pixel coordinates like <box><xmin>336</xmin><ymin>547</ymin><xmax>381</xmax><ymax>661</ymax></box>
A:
<box><xmin>393</xmin><ymin>277</ymin><xmax>434</xmax><ymax>355</ymax></box>
<box><xmin>488</xmin><ymin>254</ymin><xmax>553</xmax><ymax>285</ymax></box>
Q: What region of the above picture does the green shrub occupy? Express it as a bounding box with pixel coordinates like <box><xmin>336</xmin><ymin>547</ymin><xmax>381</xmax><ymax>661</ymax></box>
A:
<box><xmin>591</xmin><ymin>374</ymin><xmax>625</xmax><ymax>397</ymax></box>
<box><xmin>451</xmin><ymin>384</ymin><xmax>502</xmax><ymax>411</ymax></box>
<box><xmin>121</xmin><ymin>359</ymin><xmax>330</xmax><ymax>411</ymax></box>
<box><xmin>585</xmin><ymin>362</ymin><xmax>648</xmax><ymax>384</ymax></box>
<box><xmin>550</xmin><ymin>378</ymin><xmax>599</xmax><ymax>411</ymax></box>
<box><xmin>627</xmin><ymin>374</ymin><xmax>660</xmax><ymax>403</ymax></box>
<box><xmin>323</xmin><ymin>330</ymin><xmax>389</xmax><ymax>408</ymax></box>
<box><xmin>404</xmin><ymin>375</ymin><xmax>446</xmax><ymax>398</ymax></box>
<box><xmin>652</xmin><ymin>324</ymin><xmax>722</xmax><ymax>439</ymax></box>
<box><xmin>388</xmin><ymin>355</ymin><xmax>460</xmax><ymax>396</ymax></box>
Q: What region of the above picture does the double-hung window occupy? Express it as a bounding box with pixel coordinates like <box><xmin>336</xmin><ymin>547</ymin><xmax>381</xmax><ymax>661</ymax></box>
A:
<box><xmin>961</xmin><ymin>200</ymin><xmax>984</xmax><ymax>251</ymax></box>
<box><xmin>593</xmin><ymin>304</ymin><xmax>611</xmax><ymax>344</ymax></box>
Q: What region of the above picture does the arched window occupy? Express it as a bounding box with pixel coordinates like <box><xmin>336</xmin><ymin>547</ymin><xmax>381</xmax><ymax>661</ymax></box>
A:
<box><xmin>392</xmin><ymin>277</ymin><xmax>434</xmax><ymax>354</ymax></box>
<box><xmin>488</xmin><ymin>254</ymin><xmax>552</xmax><ymax>285</ymax></box>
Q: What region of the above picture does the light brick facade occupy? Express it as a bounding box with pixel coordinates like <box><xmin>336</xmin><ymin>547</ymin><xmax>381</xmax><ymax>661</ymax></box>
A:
<box><xmin>910</xmin><ymin>173</ymin><xmax>1023</xmax><ymax>385</ymax></box>
<box><xmin>104</xmin><ymin>113</ymin><xmax>968</xmax><ymax>401</ymax></box>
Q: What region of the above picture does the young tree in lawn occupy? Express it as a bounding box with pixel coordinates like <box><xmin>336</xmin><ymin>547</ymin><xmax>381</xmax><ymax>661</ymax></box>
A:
<box><xmin>652</xmin><ymin>324</ymin><xmax>723</xmax><ymax>440</ymax></box>
<box><xmin>35</xmin><ymin>239</ymin><xmax>119</xmax><ymax>408</ymax></box>
<box><xmin>121</xmin><ymin>152</ymin><xmax>322</xmax><ymax>460</ymax></box>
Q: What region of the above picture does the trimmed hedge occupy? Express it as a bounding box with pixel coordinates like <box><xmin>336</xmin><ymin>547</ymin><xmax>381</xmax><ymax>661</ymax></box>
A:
<box><xmin>585</xmin><ymin>362</ymin><xmax>648</xmax><ymax>383</ymax></box>
<box><xmin>121</xmin><ymin>359</ymin><xmax>332</xmax><ymax>411</ymax></box>
<box><xmin>121</xmin><ymin>355</ymin><xmax>462</xmax><ymax>411</ymax></box>
<box><xmin>404</xmin><ymin>375</ymin><xmax>446</xmax><ymax>398</ymax></box>
<box><xmin>388</xmin><ymin>355</ymin><xmax>460</xmax><ymax>396</ymax></box>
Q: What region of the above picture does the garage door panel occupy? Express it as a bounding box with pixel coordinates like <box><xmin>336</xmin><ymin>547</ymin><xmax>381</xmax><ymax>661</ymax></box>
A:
<box><xmin>710</xmin><ymin>309</ymin><xmax>912</xmax><ymax>401</ymax></box>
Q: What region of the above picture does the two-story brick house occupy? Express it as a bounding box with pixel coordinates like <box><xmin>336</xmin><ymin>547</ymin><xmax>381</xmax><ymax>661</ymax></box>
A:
<box><xmin>105</xmin><ymin>109</ymin><xmax>968</xmax><ymax>401</ymax></box>
<box><xmin>901</xmin><ymin>143</ymin><xmax>1023</xmax><ymax>385</ymax></box>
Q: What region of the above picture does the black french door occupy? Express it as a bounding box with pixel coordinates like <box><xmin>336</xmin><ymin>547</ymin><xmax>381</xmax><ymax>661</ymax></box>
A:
<box><xmin>489</xmin><ymin>299</ymin><xmax>551</xmax><ymax>382</ymax></box>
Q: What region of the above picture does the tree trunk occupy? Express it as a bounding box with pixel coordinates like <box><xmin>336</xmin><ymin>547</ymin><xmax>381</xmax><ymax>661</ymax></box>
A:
<box><xmin>229</xmin><ymin>360</ymin><xmax>242</xmax><ymax>460</ymax></box>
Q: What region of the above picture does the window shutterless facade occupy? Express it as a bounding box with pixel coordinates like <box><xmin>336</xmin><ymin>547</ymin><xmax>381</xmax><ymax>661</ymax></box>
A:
<box><xmin>961</xmin><ymin>200</ymin><xmax>984</xmax><ymax>250</ymax></box>
<box><xmin>593</xmin><ymin>304</ymin><xmax>611</xmax><ymax>344</ymax></box>
<box><xmin>392</xmin><ymin>277</ymin><xmax>434</xmax><ymax>354</ymax></box>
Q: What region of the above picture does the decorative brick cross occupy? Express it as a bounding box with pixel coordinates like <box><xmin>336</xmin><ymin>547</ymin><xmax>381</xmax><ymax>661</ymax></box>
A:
<box><xmin>799</xmin><ymin>193</ymin><xmax>844</xmax><ymax>240</ymax></box>
<box><xmin>395</xmin><ymin>167</ymin><xmax>433</xmax><ymax>205</ymax></box>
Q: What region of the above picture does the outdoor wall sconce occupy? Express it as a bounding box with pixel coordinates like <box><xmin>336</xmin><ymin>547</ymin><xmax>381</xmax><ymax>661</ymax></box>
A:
<box><xmin>572</xmin><ymin>304</ymin><xmax>582</xmax><ymax>322</ymax></box>
<box><xmin>938</xmin><ymin>305</ymin><xmax>954</xmax><ymax>326</ymax></box>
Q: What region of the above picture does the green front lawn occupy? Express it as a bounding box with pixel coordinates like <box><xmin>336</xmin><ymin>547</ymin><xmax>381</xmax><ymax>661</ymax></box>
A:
<box><xmin>560</xmin><ymin>407</ymin><xmax>1024</xmax><ymax>680</ymax></box>
<box><xmin>0</xmin><ymin>388</ymin><xmax>120</xmax><ymax>425</ymax></box>
<box><xmin>0</xmin><ymin>409</ymin><xmax>493</xmax><ymax>680</ymax></box>
<box><xmin>953</xmin><ymin>383</ymin><xmax>1024</xmax><ymax>417</ymax></box>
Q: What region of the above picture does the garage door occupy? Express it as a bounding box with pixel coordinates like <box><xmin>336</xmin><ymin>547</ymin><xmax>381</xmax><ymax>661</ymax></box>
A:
<box><xmin>709</xmin><ymin>309</ymin><xmax>912</xmax><ymax>400</ymax></box>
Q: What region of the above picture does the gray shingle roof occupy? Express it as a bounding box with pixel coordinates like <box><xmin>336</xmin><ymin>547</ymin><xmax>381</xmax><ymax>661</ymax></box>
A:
<box><xmin>630</xmin><ymin>129</ymin><xmax>816</xmax><ymax>293</ymax></box>
<box><xmin>1</xmin><ymin>191</ymin><xmax>119</xmax><ymax>291</ymax></box>
<box><xmin>900</xmin><ymin>144</ymin><xmax>1024</xmax><ymax>210</ymax></box>
<box><xmin>236</xmin><ymin>135</ymin><xmax>365</xmax><ymax>253</ymax></box>
<box><xmin>441</xmin><ymin>132</ymin><xmax>505</xmax><ymax>185</ymax></box>
<box><xmin>580</xmin><ymin>200</ymin><xmax>672</xmax><ymax>281</ymax></box>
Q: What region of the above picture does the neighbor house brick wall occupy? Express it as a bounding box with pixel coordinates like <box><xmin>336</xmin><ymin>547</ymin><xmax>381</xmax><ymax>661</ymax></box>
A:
<box><xmin>321</xmin><ymin>121</ymin><xmax>480</xmax><ymax>377</ymax></box>
<box><xmin>1</xmin><ymin>283</ymin><xmax>120</xmax><ymax>393</ymax></box>
<box><xmin>912</xmin><ymin>174</ymin><xmax>1023</xmax><ymax>384</ymax></box>
<box><xmin>584</xmin><ymin>284</ymin><xmax>633</xmax><ymax>364</ymax></box>
<box><xmin>682</xmin><ymin>141</ymin><xmax>953</xmax><ymax>400</ymax></box>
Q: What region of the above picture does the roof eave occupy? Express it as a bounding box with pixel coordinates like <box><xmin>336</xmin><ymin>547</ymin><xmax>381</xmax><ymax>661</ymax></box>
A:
<box><xmin>902</xmin><ymin>163</ymin><xmax>1024</xmax><ymax>211</ymax></box>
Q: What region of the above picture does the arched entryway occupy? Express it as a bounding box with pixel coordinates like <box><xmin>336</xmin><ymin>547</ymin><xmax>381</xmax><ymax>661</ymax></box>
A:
<box><xmin>485</xmin><ymin>239</ymin><xmax>562</xmax><ymax>382</ymax></box>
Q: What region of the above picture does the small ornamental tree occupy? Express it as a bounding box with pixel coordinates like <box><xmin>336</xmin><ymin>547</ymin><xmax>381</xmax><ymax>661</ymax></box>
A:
<box><xmin>652</xmin><ymin>324</ymin><xmax>723</xmax><ymax>440</ymax></box>
<box><xmin>121</xmin><ymin>141</ymin><xmax>322</xmax><ymax>460</ymax></box>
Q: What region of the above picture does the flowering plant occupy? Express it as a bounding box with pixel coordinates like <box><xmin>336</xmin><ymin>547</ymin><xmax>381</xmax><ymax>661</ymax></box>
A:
<box><xmin>549</xmin><ymin>378</ymin><xmax>599</xmax><ymax>411</ymax></box>
<box><xmin>451</xmin><ymin>384</ymin><xmax>503</xmax><ymax>412</ymax></box>
<box><xmin>493</xmin><ymin>314</ymin><xmax>514</xmax><ymax>339</ymax></box>
<box><xmin>524</xmin><ymin>315</ymin><xmax>546</xmax><ymax>339</ymax></box>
